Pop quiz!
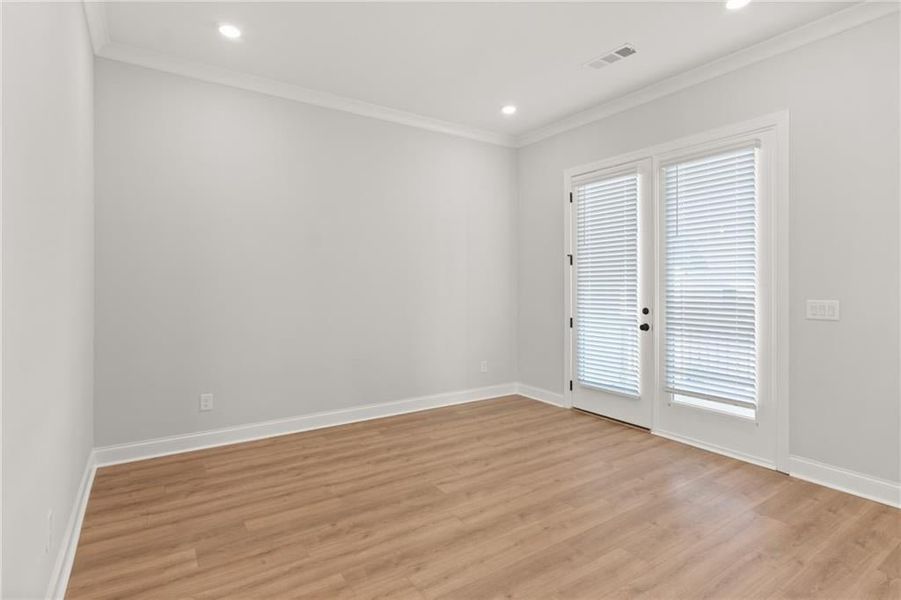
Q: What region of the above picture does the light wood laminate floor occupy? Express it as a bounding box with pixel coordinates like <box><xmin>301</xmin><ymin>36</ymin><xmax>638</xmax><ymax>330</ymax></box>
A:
<box><xmin>67</xmin><ymin>396</ymin><xmax>900</xmax><ymax>599</ymax></box>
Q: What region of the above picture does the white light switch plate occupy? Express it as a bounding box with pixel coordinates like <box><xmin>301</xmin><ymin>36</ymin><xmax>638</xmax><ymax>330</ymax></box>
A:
<box><xmin>806</xmin><ymin>299</ymin><xmax>840</xmax><ymax>321</ymax></box>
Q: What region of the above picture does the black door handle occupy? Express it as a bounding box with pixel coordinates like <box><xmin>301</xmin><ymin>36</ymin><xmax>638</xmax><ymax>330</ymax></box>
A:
<box><xmin>639</xmin><ymin>323</ymin><xmax>650</xmax><ymax>331</ymax></box>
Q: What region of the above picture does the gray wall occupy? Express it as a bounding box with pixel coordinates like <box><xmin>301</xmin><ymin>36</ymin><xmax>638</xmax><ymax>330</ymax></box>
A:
<box><xmin>1</xmin><ymin>7</ymin><xmax>897</xmax><ymax>597</ymax></box>
<box><xmin>517</xmin><ymin>15</ymin><xmax>900</xmax><ymax>483</ymax></box>
<box><xmin>1</xmin><ymin>3</ymin><xmax>95</xmax><ymax>598</ymax></box>
<box><xmin>94</xmin><ymin>59</ymin><xmax>517</xmax><ymax>446</ymax></box>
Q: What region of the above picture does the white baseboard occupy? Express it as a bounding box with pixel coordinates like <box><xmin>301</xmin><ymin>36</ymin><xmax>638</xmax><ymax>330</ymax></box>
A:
<box><xmin>652</xmin><ymin>430</ymin><xmax>900</xmax><ymax>508</ymax></box>
<box><xmin>789</xmin><ymin>455</ymin><xmax>901</xmax><ymax>509</ymax></box>
<box><xmin>48</xmin><ymin>388</ymin><xmax>901</xmax><ymax>598</ymax></box>
<box><xmin>515</xmin><ymin>383</ymin><xmax>566</xmax><ymax>408</ymax></box>
<box><xmin>652</xmin><ymin>429</ymin><xmax>777</xmax><ymax>471</ymax></box>
<box><xmin>45</xmin><ymin>451</ymin><xmax>97</xmax><ymax>600</ymax></box>
<box><xmin>93</xmin><ymin>383</ymin><xmax>518</xmax><ymax>467</ymax></box>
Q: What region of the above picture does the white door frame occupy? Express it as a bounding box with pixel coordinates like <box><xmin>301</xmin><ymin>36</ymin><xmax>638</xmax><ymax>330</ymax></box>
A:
<box><xmin>563</xmin><ymin>111</ymin><xmax>790</xmax><ymax>472</ymax></box>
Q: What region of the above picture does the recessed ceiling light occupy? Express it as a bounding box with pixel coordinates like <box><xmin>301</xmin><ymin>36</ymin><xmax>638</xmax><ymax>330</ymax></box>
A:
<box><xmin>501</xmin><ymin>105</ymin><xmax>517</xmax><ymax>116</ymax></box>
<box><xmin>726</xmin><ymin>0</ymin><xmax>751</xmax><ymax>10</ymax></box>
<box><xmin>218</xmin><ymin>23</ymin><xmax>242</xmax><ymax>39</ymax></box>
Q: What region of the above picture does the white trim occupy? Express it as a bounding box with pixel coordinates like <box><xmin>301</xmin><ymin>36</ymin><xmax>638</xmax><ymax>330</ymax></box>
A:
<box><xmin>652</xmin><ymin>432</ymin><xmax>901</xmax><ymax>509</ymax></box>
<box><xmin>560</xmin><ymin>157</ymin><xmax>595</xmax><ymax>414</ymax></box>
<box><xmin>516</xmin><ymin>2</ymin><xmax>898</xmax><ymax>147</ymax></box>
<box><xmin>563</xmin><ymin>174</ymin><xmax>574</xmax><ymax>410</ymax></box>
<box><xmin>515</xmin><ymin>383</ymin><xmax>566</xmax><ymax>408</ymax></box>
<box><xmin>94</xmin><ymin>384</ymin><xmax>517</xmax><ymax>466</ymax></box>
<box><xmin>94</xmin><ymin>42</ymin><xmax>515</xmax><ymax>148</ymax></box>
<box><xmin>563</xmin><ymin>112</ymin><xmax>790</xmax><ymax>471</ymax></box>
<box><xmin>78</xmin><ymin>1</ymin><xmax>897</xmax><ymax>150</ymax></box>
<box><xmin>81</xmin><ymin>1</ymin><xmax>109</xmax><ymax>55</ymax></box>
<box><xmin>45</xmin><ymin>395</ymin><xmax>900</xmax><ymax>599</ymax></box>
<box><xmin>652</xmin><ymin>116</ymin><xmax>789</xmax><ymax>471</ymax></box>
<box><xmin>563</xmin><ymin>112</ymin><xmax>790</xmax><ymax>183</ymax></box>
<box><xmin>653</xmin><ymin>429</ymin><xmax>776</xmax><ymax>471</ymax></box>
<box><xmin>0</xmin><ymin>0</ymin><xmax>4</xmax><ymax>591</ymax></box>
<box><xmin>655</xmin><ymin>424</ymin><xmax>901</xmax><ymax>512</ymax></box>
<box><xmin>45</xmin><ymin>452</ymin><xmax>97</xmax><ymax>600</ymax></box>
<box><xmin>772</xmin><ymin>112</ymin><xmax>792</xmax><ymax>473</ymax></box>
<box><xmin>790</xmin><ymin>455</ymin><xmax>901</xmax><ymax>509</ymax></box>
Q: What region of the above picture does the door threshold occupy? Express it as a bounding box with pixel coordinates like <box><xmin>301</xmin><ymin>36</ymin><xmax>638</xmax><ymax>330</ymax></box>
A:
<box><xmin>572</xmin><ymin>408</ymin><xmax>651</xmax><ymax>433</ymax></box>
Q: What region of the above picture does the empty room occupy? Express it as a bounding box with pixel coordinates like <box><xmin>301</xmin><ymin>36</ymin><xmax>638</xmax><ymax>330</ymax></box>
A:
<box><xmin>2</xmin><ymin>1</ymin><xmax>900</xmax><ymax>598</ymax></box>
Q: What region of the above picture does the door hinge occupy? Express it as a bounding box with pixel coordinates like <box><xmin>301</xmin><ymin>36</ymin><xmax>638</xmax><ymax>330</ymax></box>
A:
<box><xmin>569</xmin><ymin>192</ymin><xmax>573</xmax><ymax>203</ymax></box>
<box><xmin>569</xmin><ymin>317</ymin><xmax>573</xmax><ymax>328</ymax></box>
<box><xmin>569</xmin><ymin>380</ymin><xmax>573</xmax><ymax>391</ymax></box>
<box><xmin>567</xmin><ymin>254</ymin><xmax>573</xmax><ymax>265</ymax></box>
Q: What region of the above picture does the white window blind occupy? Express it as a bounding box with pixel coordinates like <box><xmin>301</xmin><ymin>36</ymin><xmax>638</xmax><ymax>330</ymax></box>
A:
<box><xmin>663</xmin><ymin>146</ymin><xmax>759</xmax><ymax>413</ymax></box>
<box><xmin>575</xmin><ymin>172</ymin><xmax>640</xmax><ymax>397</ymax></box>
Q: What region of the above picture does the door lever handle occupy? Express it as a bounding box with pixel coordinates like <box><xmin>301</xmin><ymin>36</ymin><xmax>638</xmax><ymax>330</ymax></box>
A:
<box><xmin>639</xmin><ymin>323</ymin><xmax>650</xmax><ymax>331</ymax></box>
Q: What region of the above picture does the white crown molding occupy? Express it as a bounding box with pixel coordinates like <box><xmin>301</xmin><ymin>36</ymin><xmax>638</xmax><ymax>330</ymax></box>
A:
<box><xmin>81</xmin><ymin>1</ymin><xmax>109</xmax><ymax>55</ymax></box>
<box><xmin>81</xmin><ymin>1</ymin><xmax>896</xmax><ymax>151</ymax></box>
<box><xmin>93</xmin><ymin>40</ymin><xmax>516</xmax><ymax>147</ymax></box>
<box><xmin>79</xmin><ymin>1</ymin><xmax>511</xmax><ymax>146</ymax></box>
<box><xmin>515</xmin><ymin>1</ymin><xmax>900</xmax><ymax>147</ymax></box>
<box><xmin>45</xmin><ymin>452</ymin><xmax>97</xmax><ymax>600</ymax></box>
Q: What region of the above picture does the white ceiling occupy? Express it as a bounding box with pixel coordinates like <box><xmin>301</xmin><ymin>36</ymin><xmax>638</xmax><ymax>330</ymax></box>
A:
<box><xmin>99</xmin><ymin>2</ymin><xmax>861</xmax><ymax>142</ymax></box>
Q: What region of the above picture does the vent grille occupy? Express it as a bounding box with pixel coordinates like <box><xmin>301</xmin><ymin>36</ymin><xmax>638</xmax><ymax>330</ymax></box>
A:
<box><xmin>586</xmin><ymin>44</ymin><xmax>637</xmax><ymax>70</ymax></box>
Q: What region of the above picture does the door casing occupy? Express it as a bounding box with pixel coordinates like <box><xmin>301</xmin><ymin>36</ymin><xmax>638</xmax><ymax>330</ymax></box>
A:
<box><xmin>563</xmin><ymin>112</ymin><xmax>790</xmax><ymax>473</ymax></box>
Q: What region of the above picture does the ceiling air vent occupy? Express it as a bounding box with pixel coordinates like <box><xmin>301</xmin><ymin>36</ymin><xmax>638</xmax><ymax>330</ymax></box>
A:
<box><xmin>586</xmin><ymin>44</ymin><xmax>637</xmax><ymax>70</ymax></box>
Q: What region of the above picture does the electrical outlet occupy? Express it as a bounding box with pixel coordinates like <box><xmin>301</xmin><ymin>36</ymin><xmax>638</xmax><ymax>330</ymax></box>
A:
<box><xmin>480</xmin><ymin>360</ymin><xmax>488</xmax><ymax>373</ymax></box>
<box><xmin>199</xmin><ymin>393</ymin><xmax>214</xmax><ymax>412</ymax></box>
<box><xmin>806</xmin><ymin>299</ymin><xmax>840</xmax><ymax>321</ymax></box>
<box><xmin>45</xmin><ymin>510</ymin><xmax>53</xmax><ymax>554</ymax></box>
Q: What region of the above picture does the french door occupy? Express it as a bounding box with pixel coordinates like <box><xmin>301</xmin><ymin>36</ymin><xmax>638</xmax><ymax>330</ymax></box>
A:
<box><xmin>569</xmin><ymin>159</ymin><xmax>655</xmax><ymax>428</ymax></box>
<box><xmin>653</xmin><ymin>135</ymin><xmax>781</xmax><ymax>468</ymax></box>
<box><xmin>566</xmin><ymin>116</ymin><xmax>787</xmax><ymax>470</ymax></box>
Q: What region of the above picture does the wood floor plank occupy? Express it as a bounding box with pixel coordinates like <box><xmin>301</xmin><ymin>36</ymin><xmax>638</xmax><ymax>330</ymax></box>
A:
<box><xmin>67</xmin><ymin>396</ymin><xmax>900</xmax><ymax>599</ymax></box>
